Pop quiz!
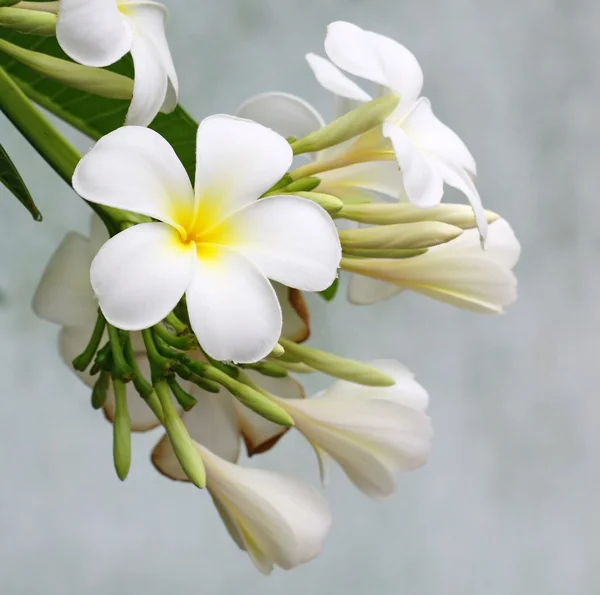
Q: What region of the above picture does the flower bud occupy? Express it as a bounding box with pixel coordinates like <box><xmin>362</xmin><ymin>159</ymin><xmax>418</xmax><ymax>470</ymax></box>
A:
<box><xmin>112</xmin><ymin>378</ymin><xmax>131</xmax><ymax>481</ymax></box>
<box><xmin>293</xmin><ymin>191</ymin><xmax>344</xmax><ymax>214</ymax></box>
<box><xmin>290</xmin><ymin>95</ymin><xmax>399</xmax><ymax>155</ymax></box>
<box><xmin>0</xmin><ymin>6</ymin><xmax>56</xmax><ymax>35</ymax></box>
<box><xmin>337</xmin><ymin>202</ymin><xmax>499</xmax><ymax>229</ymax></box>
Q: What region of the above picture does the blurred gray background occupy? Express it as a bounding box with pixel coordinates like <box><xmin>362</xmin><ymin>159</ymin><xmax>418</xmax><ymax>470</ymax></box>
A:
<box><xmin>1</xmin><ymin>0</ymin><xmax>599</xmax><ymax>593</ymax></box>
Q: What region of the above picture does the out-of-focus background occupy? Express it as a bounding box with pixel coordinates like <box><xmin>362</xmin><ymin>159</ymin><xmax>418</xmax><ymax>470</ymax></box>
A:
<box><xmin>1</xmin><ymin>0</ymin><xmax>598</xmax><ymax>593</ymax></box>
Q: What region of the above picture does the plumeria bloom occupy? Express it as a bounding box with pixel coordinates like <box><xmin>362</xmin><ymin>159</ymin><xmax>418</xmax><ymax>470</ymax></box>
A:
<box><xmin>73</xmin><ymin>116</ymin><xmax>341</xmax><ymax>363</ymax></box>
<box><xmin>152</xmin><ymin>381</ymin><xmax>331</xmax><ymax>574</ymax></box>
<box><xmin>272</xmin><ymin>360</ymin><xmax>432</xmax><ymax>499</ymax></box>
<box><xmin>307</xmin><ymin>21</ymin><xmax>487</xmax><ymax>239</ymax></box>
<box><xmin>55</xmin><ymin>0</ymin><xmax>178</xmax><ymax>126</ymax></box>
<box><xmin>32</xmin><ymin>215</ymin><xmax>312</xmax><ymax>432</ymax></box>
<box><xmin>237</xmin><ymin>92</ymin><xmax>405</xmax><ymax>203</ymax></box>
<box><xmin>344</xmin><ymin>218</ymin><xmax>521</xmax><ymax>312</ymax></box>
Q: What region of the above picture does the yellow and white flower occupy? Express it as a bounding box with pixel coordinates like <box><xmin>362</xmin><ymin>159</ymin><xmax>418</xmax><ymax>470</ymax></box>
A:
<box><xmin>55</xmin><ymin>0</ymin><xmax>178</xmax><ymax>126</ymax></box>
<box><xmin>73</xmin><ymin>116</ymin><xmax>341</xmax><ymax>363</ymax></box>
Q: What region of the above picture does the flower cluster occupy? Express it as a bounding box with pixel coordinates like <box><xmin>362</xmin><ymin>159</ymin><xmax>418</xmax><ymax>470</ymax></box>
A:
<box><xmin>4</xmin><ymin>2</ymin><xmax>521</xmax><ymax>574</ymax></box>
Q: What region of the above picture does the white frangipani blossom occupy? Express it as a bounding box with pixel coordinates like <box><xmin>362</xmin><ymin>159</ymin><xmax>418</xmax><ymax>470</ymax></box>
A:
<box><xmin>273</xmin><ymin>360</ymin><xmax>432</xmax><ymax>499</ymax></box>
<box><xmin>56</xmin><ymin>0</ymin><xmax>178</xmax><ymax>126</ymax></box>
<box><xmin>237</xmin><ymin>91</ymin><xmax>406</xmax><ymax>203</ymax></box>
<box><xmin>306</xmin><ymin>21</ymin><xmax>487</xmax><ymax>239</ymax></box>
<box><xmin>345</xmin><ymin>218</ymin><xmax>521</xmax><ymax>312</ymax></box>
<box><xmin>73</xmin><ymin>116</ymin><xmax>341</xmax><ymax>363</ymax></box>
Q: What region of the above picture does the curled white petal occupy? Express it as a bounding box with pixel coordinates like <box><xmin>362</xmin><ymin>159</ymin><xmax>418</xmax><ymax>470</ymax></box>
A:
<box><xmin>347</xmin><ymin>275</ymin><xmax>404</xmax><ymax>305</ymax></box>
<box><xmin>306</xmin><ymin>53</ymin><xmax>372</xmax><ymax>102</ymax></box>
<box><xmin>90</xmin><ymin>222</ymin><xmax>195</xmax><ymax>330</ymax></box>
<box><xmin>185</xmin><ymin>246</ymin><xmax>282</xmax><ymax>363</ymax></box>
<box><xmin>223</xmin><ymin>196</ymin><xmax>341</xmax><ymax>292</ymax></box>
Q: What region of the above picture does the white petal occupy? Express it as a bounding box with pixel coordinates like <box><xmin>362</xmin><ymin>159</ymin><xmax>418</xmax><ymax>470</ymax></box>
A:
<box><xmin>484</xmin><ymin>218</ymin><xmax>521</xmax><ymax>268</ymax></box>
<box><xmin>323</xmin><ymin>359</ymin><xmax>429</xmax><ymax>411</ymax></box>
<box><xmin>193</xmin><ymin>115</ymin><xmax>293</xmax><ymax>226</ymax></box>
<box><xmin>124</xmin><ymin>1</ymin><xmax>179</xmax><ymax>113</ymax></box>
<box><xmin>73</xmin><ymin>127</ymin><xmax>195</xmax><ymax>229</ymax></box>
<box><xmin>33</xmin><ymin>232</ymin><xmax>98</xmax><ymax>328</ymax></box>
<box><xmin>222</xmin><ymin>196</ymin><xmax>341</xmax><ymax>292</ymax></box>
<box><xmin>199</xmin><ymin>445</ymin><xmax>332</xmax><ymax>573</ymax></box>
<box><xmin>318</xmin><ymin>161</ymin><xmax>405</xmax><ymax>200</ymax></box>
<box><xmin>347</xmin><ymin>274</ymin><xmax>403</xmax><ymax>305</ymax></box>
<box><xmin>235</xmin><ymin>371</ymin><xmax>305</xmax><ymax>456</ymax></box>
<box><xmin>236</xmin><ymin>92</ymin><xmax>325</xmax><ymax>141</ymax></box>
<box><xmin>324</xmin><ymin>22</ymin><xmax>388</xmax><ymax>86</ymax></box>
<box><xmin>126</xmin><ymin>31</ymin><xmax>168</xmax><ymax>126</ymax></box>
<box><xmin>306</xmin><ymin>53</ymin><xmax>372</xmax><ymax>102</ymax></box>
<box><xmin>383</xmin><ymin>123</ymin><xmax>444</xmax><ymax>207</ymax></box>
<box><xmin>282</xmin><ymin>397</ymin><xmax>432</xmax><ymax>498</ymax></box>
<box><xmin>366</xmin><ymin>31</ymin><xmax>423</xmax><ymax>109</ymax></box>
<box><xmin>56</xmin><ymin>0</ymin><xmax>132</xmax><ymax>67</ymax></box>
<box><xmin>275</xmin><ymin>284</ymin><xmax>310</xmax><ymax>343</ymax></box>
<box><xmin>90</xmin><ymin>222</ymin><xmax>195</xmax><ymax>330</ymax></box>
<box><xmin>185</xmin><ymin>246</ymin><xmax>281</xmax><ymax>363</ymax></box>
<box><xmin>402</xmin><ymin>98</ymin><xmax>476</xmax><ymax>176</ymax></box>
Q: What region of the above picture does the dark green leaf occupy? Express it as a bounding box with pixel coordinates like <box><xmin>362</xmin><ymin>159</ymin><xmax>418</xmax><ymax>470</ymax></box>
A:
<box><xmin>0</xmin><ymin>142</ymin><xmax>41</xmax><ymax>220</ymax></box>
<box><xmin>0</xmin><ymin>30</ymin><xmax>198</xmax><ymax>179</ymax></box>
<box><xmin>319</xmin><ymin>277</ymin><xmax>340</xmax><ymax>301</ymax></box>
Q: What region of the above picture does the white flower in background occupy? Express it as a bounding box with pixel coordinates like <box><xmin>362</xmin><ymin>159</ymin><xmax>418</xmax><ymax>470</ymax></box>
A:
<box><xmin>56</xmin><ymin>0</ymin><xmax>178</xmax><ymax>126</ymax></box>
<box><xmin>151</xmin><ymin>382</ymin><xmax>331</xmax><ymax>575</ymax></box>
<box><xmin>73</xmin><ymin>116</ymin><xmax>341</xmax><ymax>363</ymax></box>
<box><xmin>272</xmin><ymin>360</ymin><xmax>432</xmax><ymax>499</ymax></box>
<box><xmin>307</xmin><ymin>21</ymin><xmax>487</xmax><ymax>238</ymax></box>
<box><xmin>237</xmin><ymin>91</ymin><xmax>406</xmax><ymax>204</ymax></box>
<box><xmin>345</xmin><ymin>218</ymin><xmax>521</xmax><ymax>312</ymax></box>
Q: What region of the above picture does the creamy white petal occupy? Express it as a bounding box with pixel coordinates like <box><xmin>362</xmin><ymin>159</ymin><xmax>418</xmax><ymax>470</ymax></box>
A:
<box><xmin>199</xmin><ymin>445</ymin><xmax>332</xmax><ymax>574</ymax></box>
<box><xmin>324</xmin><ymin>21</ymin><xmax>388</xmax><ymax>86</ymax></box>
<box><xmin>366</xmin><ymin>31</ymin><xmax>423</xmax><ymax>109</ymax></box>
<box><xmin>235</xmin><ymin>371</ymin><xmax>304</xmax><ymax>456</ymax></box>
<box><xmin>193</xmin><ymin>115</ymin><xmax>293</xmax><ymax>226</ymax></box>
<box><xmin>56</xmin><ymin>0</ymin><xmax>133</xmax><ymax>67</ymax></box>
<box><xmin>126</xmin><ymin>31</ymin><xmax>168</xmax><ymax>126</ymax></box>
<box><xmin>281</xmin><ymin>397</ymin><xmax>432</xmax><ymax>498</ymax></box>
<box><xmin>236</xmin><ymin>92</ymin><xmax>325</xmax><ymax>141</ymax></box>
<box><xmin>276</xmin><ymin>284</ymin><xmax>310</xmax><ymax>343</ymax></box>
<box><xmin>483</xmin><ymin>218</ymin><xmax>521</xmax><ymax>268</ymax></box>
<box><xmin>383</xmin><ymin>123</ymin><xmax>444</xmax><ymax>208</ymax></box>
<box><xmin>185</xmin><ymin>246</ymin><xmax>282</xmax><ymax>363</ymax></box>
<box><xmin>347</xmin><ymin>274</ymin><xmax>403</xmax><ymax>305</ymax></box>
<box><xmin>32</xmin><ymin>232</ymin><xmax>97</xmax><ymax>328</ymax></box>
<box><xmin>223</xmin><ymin>196</ymin><xmax>341</xmax><ymax>292</ymax></box>
<box><xmin>90</xmin><ymin>222</ymin><xmax>195</xmax><ymax>330</ymax></box>
<box><xmin>322</xmin><ymin>359</ymin><xmax>429</xmax><ymax>411</ymax></box>
<box><xmin>306</xmin><ymin>53</ymin><xmax>372</xmax><ymax>102</ymax></box>
<box><xmin>73</xmin><ymin>127</ymin><xmax>195</xmax><ymax>229</ymax></box>
<box><xmin>123</xmin><ymin>1</ymin><xmax>179</xmax><ymax>113</ymax></box>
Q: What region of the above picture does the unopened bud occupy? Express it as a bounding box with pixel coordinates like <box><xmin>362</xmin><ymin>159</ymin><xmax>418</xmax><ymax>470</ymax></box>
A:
<box><xmin>290</xmin><ymin>95</ymin><xmax>399</xmax><ymax>155</ymax></box>
<box><xmin>269</xmin><ymin>343</ymin><xmax>285</xmax><ymax>358</ymax></box>
<box><xmin>280</xmin><ymin>177</ymin><xmax>321</xmax><ymax>193</ymax></box>
<box><xmin>91</xmin><ymin>371</ymin><xmax>110</xmax><ymax>410</ymax></box>
<box><xmin>241</xmin><ymin>361</ymin><xmax>289</xmax><ymax>379</ymax></box>
<box><xmin>338</xmin><ymin>202</ymin><xmax>499</xmax><ymax>229</ymax></box>
<box><xmin>340</xmin><ymin>221</ymin><xmax>462</xmax><ymax>251</ymax></box>
<box><xmin>278</xmin><ymin>338</ymin><xmax>395</xmax><ymax>387</ymax></box>
<box><xmin>112</xmin><ymin>378</ymin><xmax>131</xmax><ymax>481</ymax></box>
<box><xmin>294</xmin><ymin>191</ymin><xmax>344</xmax><ymax>215</ymax></box>
<box><xmin>0</xmin><ymin>38</ymin><xmax>133</xmax><ymax>99</ymax></box>
<box><xmin>0</xmin><ymin>6</ymin><xmax>55</xmax><ymax>35</ymax></box>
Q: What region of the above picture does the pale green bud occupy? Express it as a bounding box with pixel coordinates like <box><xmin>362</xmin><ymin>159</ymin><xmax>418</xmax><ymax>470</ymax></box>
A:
<box><xmin>278</xmin><ymin>339</ymin><xmax>395</xmax><ymax>387</ymax></box>
<box><xmin>269</xmin><ymin>343</ymin><xmax>285</xmax><ymax>358</ymax></box>
<box><xmin>0</xmin><ymin>38</ymin><xmax>133</xmax><ymax>100</ymax></box>
<box><xmin>340</xmin><ymin>221</ymin><xmax>463</xmax><ymax>251</ymax></box>
<box><xmin>337</xmin><ymin>202</ymin><xmax>499</xmax><ymax>229</ymax></box>
<box><xmin>290</xmin><ymin>95</ymin><xmax>399</xmax><ymax>155</ymax></box>
<box><xmin>342</xmin><ymin>248</ymin><xmax>427</xmax><ymax>259</ymax></box>
<box><xmin>0</xmin><ymin>6</ymin><xmax>55</xmax><ymax>35</ymax></box>
<box><xmin>112</xmin><ymin>378</ymin><xmax>131</xmax><ymax>482</ymax></box>
<box><xmin>293</xmin><ymin>191</ymin><xmax>344</xmax><ymax>215</ymax></box>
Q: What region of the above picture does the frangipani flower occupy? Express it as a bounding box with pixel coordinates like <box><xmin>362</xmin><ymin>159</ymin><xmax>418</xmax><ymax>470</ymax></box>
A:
<box><xmin>345</xmin><ymin>218</ymin><xmax>521</xmax><ymax>313</ymax></box>
<box><xmin>273</xmin><ymin>360</ymin><xmax>432</xmax><ymax>499</ymax></box>
<box><xmin>237</xmin><ymin>91</ymin><xmax>405</xmax><ymax>203</ymax></box>
<box><xmin>56</xmin><ymin>0</ymin><xmax>178</xmax><ymax>126</ymax></box>
<box><xmin>73</xmin><ymin>116</ymin><xmax>341</xmax><ymax>363</ymax></box>
<box><xmin>307</xmin><ymin>21</ymin><xmax>487</xmax><ymax>238</ymax></box>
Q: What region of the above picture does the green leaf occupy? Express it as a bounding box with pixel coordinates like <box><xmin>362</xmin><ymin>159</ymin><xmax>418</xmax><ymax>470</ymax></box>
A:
<box><xmin>0</xmin><ymin>29</ymin><xmax>199</xmax><ymax>179</ymax></box>
<box><xmin>0</xmin><ymin>142</ymin><xmax>41</xmax><ymax>221</ymax></box>
<box><xmin>319</xmin><ymin>277</ymin><xmax>339</xmax><ymax>301</ymax></box>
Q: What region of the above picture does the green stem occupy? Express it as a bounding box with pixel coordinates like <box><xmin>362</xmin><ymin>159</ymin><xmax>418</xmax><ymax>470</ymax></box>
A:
<box><xmin>72</xmin><ymin>312</ymin><xmax>106</xmax><ymax>372</ymax></box>
<box><xmin>112</xmin><ymin>377</ymin><xmax>131</xmax><ymax>481</ymax></box>
<box><xmin>142</xmin><ymin>329</ymin><xmax>172</xmax><ymax>380</ymax></box>
<box><xmin>107</xmin><ymin>324</ymin><xmax>134</xmax><ymax>381</ymax></box>
<box><xmin>164</xmin><ymin>312</ymin><xmax>188</xmax><ymax>335</ymax></box>
<box><xmin>152</xmin><ymin>323</ymin><xmax>196</xmax><ymax>351</ymax></box>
